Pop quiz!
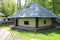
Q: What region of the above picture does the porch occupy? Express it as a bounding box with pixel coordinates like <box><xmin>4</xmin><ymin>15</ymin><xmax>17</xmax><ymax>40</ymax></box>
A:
<box><xmin>11</xmin><ymin>25</ymin><xmax>56</xmax><ymax>32</ymax></box>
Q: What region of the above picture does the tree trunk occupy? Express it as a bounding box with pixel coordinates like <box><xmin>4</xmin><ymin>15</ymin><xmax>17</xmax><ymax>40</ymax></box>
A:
<box><xmin>53</xmin><ymin>0</ymin><xmax>56</xmax><ymax>13</ymax></box>
<box><xmin>17</xmin><ymin>0</ymin><xmax>21</xmax><ymax>10</ymax></box>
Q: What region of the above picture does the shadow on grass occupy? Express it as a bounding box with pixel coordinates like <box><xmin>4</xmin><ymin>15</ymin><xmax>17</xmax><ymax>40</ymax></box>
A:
<box><xmin>9</xmin><ymin>28</ymin><xmax>60</xmax><ymax>35</ymax></box>
<box><xmin>38</xmin><ymin>28</ymin><xmax>60</xmax><ymax>35</ymax></box>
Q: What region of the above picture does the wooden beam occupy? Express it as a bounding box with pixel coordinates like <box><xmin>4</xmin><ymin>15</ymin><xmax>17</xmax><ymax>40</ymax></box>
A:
<box><xmin>15</xmin><ymin>18</ymin><xmax>18</xmax><ymax>26</ymax></box>
<box><xmin>35</xmin><ymin>18</ymin><xmax>38</xmax><ymax>28</ymax></box>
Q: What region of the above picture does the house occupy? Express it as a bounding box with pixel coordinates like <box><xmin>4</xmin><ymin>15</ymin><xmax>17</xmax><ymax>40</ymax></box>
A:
<box><xmin>0</xmin><ymin>12</ymin><xmax>7</xmax><ymax>25</ymax></box>
<box><xmin>0</xmin><ymin>12</ymin><xmax>6</xmax><ymax>21</ymax></box>
<box><xmin>8</xmin><ymin>3</ymin><xmax>57</xmax><ymax>31</ymax></box>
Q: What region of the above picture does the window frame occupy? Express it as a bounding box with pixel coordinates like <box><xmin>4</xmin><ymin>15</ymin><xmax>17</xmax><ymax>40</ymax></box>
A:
<box><xmin>24</xmin><ymin>21</ymin><xmax>29</xmax><ymax>25</ymax></box>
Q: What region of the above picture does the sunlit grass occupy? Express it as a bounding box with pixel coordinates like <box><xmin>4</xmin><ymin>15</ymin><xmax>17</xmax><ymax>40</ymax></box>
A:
<box><xmin>58</xmin><ymin>14</ymin><xmax>60</xmax><ymax>16</ymax></box>
<box><xmin>9</xmin><ymin>28</ymin><xmax>60</xmax><ymax>40</ymax></box>
<box><xmin>1</xmin><ymin>26</ymin><xmax>60</xmax><ymax>40</ymax></box>
<box><xmin>1</xmin><ymin>26</ymin><xmax>10</xmax><ymax>30</ymax></box>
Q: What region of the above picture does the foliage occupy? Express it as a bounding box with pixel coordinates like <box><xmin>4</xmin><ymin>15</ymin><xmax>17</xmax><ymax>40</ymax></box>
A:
<box><xmin>0</xmin><ymin>0</ymin><xmax>60</xmax><ymax>16</ymax></box>
<box><xmin>37</xmin><ymin>0</ymin><xmax>60</xmax><ymax>16</ymax></box>
<box><xmin>0</xmin><ymin>1</ymin><xmax>2</xmax><ymax>11</ymax></box>
<box><xmin>0</xmin><ymin>0</ymin><xmax>17</xmax><ymax>16</ymax></box>
<box><xmin>27</xmin><ymin>0</ymin><xmax>60</xmax><ymax>16</ymax></box>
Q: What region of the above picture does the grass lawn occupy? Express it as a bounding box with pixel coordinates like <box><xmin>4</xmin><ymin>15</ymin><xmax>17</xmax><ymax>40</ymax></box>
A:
<box><xmin>1</xmin><ymin>26</ymin><xmax>60</xmax><ymax>40</ymax></box>
<box><xmin>58</xmin><ymin>14</ymin><xmax>60</xmax><ymax>16</ymax></box>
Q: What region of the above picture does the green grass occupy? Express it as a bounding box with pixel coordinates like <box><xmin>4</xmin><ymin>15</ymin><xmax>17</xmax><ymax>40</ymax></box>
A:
<box><xmin>56</xmin><ymin>26</ymin><xmax>60</xmax><ymax>28</ymax></box>
<box><xmin>58</xmin><ymin>14</ymin><xmax>60</xmax><ymax>16</ymax></box>
<box><xmin>1</xmin><ymin>26</ymin><xmax>60</xmax><ymax>40</ymax></box>
<box><xmin>9</xmin><ymin>28</ymin><xmax>60</xmax><ymax>40</ymax></box>
<box><xmin>1</xmin><ymin>26</ymin><xmax>10</xmax><ymax>30</ymax></box>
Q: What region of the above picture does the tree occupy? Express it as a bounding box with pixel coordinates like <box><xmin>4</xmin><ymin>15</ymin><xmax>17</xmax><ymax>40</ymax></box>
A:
<box><xmin>33</xmin><ymin>0</ymin><xmax>60</xmax><ymax>16</ymax></box>
<box><xmin>1</xmin><ymin>0</ymin><xmax>60</xmax><ymax>16</ymax></box>
<box><xmin>17</xmin><ymin>0</ymin><xmax>21</xmax><ymax>10</ymax></box>
<box><xmin>1</xmin><ymin>0</ymin><xmax>17</xmax><ymax>16</ymax></box>
<box><xmin>52</xmin><ymin>0</ymin><xmax>55</xmax><ymax>13</ymax></box>
<box><xmin>0</xmin><ymin>0</ymin><xmax>3</xmax><ymax>12</ymax></box>
<box><xmin>25</xmin><ymin>0</ymin><xmax>27</xmax><ymax>6</ymax></box>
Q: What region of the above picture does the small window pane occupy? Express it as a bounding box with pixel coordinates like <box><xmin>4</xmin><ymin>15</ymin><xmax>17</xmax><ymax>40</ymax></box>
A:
<box><xmin>24</xmin><ymin>21</ymin><xmax>29</xmax><ymax>25</ymax></box>
<box><xmin>44</xmin><ymin>20</ymin><xmax>46</xmax><ymax>24</ymax></box>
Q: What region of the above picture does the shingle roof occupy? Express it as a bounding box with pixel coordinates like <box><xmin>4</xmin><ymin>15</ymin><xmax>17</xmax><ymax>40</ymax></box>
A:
<box><xmin>8</xmin><ymin>3</ymin><xmax>57</xmax><ymax>18</ymax></box>
<box><xmin>0</xmin><ymin>12</ymin><xmax>5</xmax><ymax>17</ymax></box>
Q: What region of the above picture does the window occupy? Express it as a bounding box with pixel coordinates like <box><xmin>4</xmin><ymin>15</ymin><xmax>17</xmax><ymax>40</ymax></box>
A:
<box><xmin>24</xmin><ymin>21</ymin><xmax>29</xmax><ymax>25</ymax></box>
<box><xmin>4</xmin><ymin>19</ymin><xmax>6</xmax><ymax>21</ymax></box>
<box><xmin>44</xmin><ymin>20</ymin><xmax>46</xmax><ymax>24</ymax></box>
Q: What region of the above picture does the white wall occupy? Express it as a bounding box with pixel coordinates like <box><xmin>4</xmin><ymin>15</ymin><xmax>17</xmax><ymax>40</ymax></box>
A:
<box><xmin>18</xmin><ymin>18</ymin><xmax>52</xmax><ymax>27</ymax></box>
<box><xmin>38</xmin><ymin>18</ymin><xmax>52</xmax><ymax>27</ymax></box>
<box><xmin>18</xmin><ymin>18</ymin><xmax>36</xmax><ymax>27</ymax></box>
<box><xmin>0</xmin><ymin>17</ymin><xmax>5</xmax><ymax>21</ymax></box>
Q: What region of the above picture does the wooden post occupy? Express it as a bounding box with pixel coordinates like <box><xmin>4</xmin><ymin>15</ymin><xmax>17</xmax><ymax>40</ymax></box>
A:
<box><xmin>16</xmin><ymin>18</ymin><xmax>18</xmax><ymax>26</ymax></box>
<box><xmin>35</xmin><ymin>18</ymin><xmax>38</xmax><ymax>28</ymax></box>
<box><xmin>15</xmin><ymin>18</ymin><xmax>18</xmax><ymax>26</ymax></box>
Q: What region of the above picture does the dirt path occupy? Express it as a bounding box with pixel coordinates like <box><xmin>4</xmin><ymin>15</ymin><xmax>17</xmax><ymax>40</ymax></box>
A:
<box><xmin>0</xmin><ymin>29</ymin><xmax>30</xmax><ymax>40</ymax></box>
